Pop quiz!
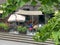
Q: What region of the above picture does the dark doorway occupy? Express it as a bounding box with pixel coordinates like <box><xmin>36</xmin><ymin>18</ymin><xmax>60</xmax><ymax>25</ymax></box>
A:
<box><xmin>39</xmin><ymin>15</ymin><xmax>45</xmax><ymax>24</ymax></box>
<box><xmin>49</xmin><ymin>13</ymin><xmax>54</xmax><ymax>19</ymax></box>
<box><xmin>0</xmin><ymin>14</ymin><xmax>2</xmax><ymax>18</ymax></box>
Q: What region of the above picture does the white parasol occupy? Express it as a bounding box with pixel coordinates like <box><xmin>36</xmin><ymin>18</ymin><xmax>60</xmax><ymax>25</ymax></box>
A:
<box><xmin>8</xmin><ymin>14</ymin><xmax>25</xmax><ymax>22</ymax></box>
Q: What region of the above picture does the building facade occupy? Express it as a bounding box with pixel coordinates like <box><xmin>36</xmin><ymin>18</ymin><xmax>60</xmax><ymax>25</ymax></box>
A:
<box><xmin>0</xmin><ymin>0</ymin><xmax>54</xmax><ymax>26</ymax></box>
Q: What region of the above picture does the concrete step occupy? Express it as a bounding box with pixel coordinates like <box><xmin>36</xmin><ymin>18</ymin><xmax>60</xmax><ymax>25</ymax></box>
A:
<box><xmin>0</xmin><ymin>32</ymin><xmax>53</xmax><ymax>41</ymax></box>
<box><xmin>0</xmin><ymin>32</ymin><xmax>54</xmax><ymax>45</ymax></box>
<box><xmin>0</xmin><ymin>37</ymin><xmax>54</xmax><ymax>45</ymax></box>
<box><xmin>0</xmin><ymin>34</ymin><xmax>54</xmax><ymax>42</ymax></box>
<box><xmin>0</xmin><ymin>32</ymin><xmax>32</xmax><ymax>38</ymax></box>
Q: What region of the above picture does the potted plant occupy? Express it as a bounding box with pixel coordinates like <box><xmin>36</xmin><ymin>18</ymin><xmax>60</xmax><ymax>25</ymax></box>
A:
<box><xmin>17</xmin><ymin>26</ymin><xmax>27</xmax><ymax>34</ymax></box>
<box><xmin>17</xmin><ymin>26</ymin><xmax>22</xmax><ymax>33</ymax></box>
<box><xmin>0</xmin><ymin>23</ymin><xmax>9</xmax><ymax>32</ymax></box>
<box><xmin>0</xmin><ymin>23</ymin><xmax>4</xmax><ymax>32</ymax></box>
<box><xmin>21</xmin><ymin>26</ymin><xmax>27</xmax><ymax>34</ymax></box>
<box><xmin>3</xmin><ymin>24</ymin><xmax>9</xmax><ymax>32</ymax></box>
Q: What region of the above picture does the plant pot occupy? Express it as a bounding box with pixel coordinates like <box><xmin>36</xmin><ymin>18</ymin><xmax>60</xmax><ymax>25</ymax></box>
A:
<box><xmin>0</xmin><ymin>28</ymin><xmax>9</xmax><ymax>32</ymax></box>
<box><xmin>0</xmin><ymin>28</ymin><xmax>4</xmax><ymax>32</ymax></box>
<box><xmin>4</xmin><ymin>30</ymin><xmax>9</xmax><ymax>32</ymax></box>
<box><xmin>19</xmin><ymin>31</ymin><xmax>27</xmax><ymax>34</ymax></box>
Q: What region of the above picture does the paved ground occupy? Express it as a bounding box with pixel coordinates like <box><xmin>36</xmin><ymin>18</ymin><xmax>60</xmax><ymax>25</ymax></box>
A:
<box><xmin>0</xmin><ymin>40</ymin><xmax>54</xmax><ymax>45</ymax></box>
<box><xmin>0</xmin><ymin>40</ymin><xmax>33</xmax><ymax>45</ymax></box>
<box><xmin>0</xmin><ymin>40</ymin><xmax>35</xmax><ymax>45</ymax></box>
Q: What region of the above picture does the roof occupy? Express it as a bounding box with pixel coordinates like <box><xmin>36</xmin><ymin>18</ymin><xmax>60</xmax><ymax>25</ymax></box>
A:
<box><xmin>0</xmin><ymin>0</ymin><xmax>6</xmax><ymax>4</ymax></box>
<box><xmin>15</xmin><ymin>10</ymin><xmax>42</xmax><ymax>15</ymax></box>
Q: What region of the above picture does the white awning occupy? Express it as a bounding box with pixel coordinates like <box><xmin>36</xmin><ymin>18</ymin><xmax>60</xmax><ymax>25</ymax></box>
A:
<box><xmin>16</xmin><ymin>10</ymin><xmax>42</xmax><ymax>15</ymax></box>
<box><xmin>8</xmin><ymin>14</ymin><xmax>25</xmax><ymax>22</ymax></box>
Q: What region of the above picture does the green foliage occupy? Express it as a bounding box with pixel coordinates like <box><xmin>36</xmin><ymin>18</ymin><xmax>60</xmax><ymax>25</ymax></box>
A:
<box><xmin>38</xmin><ymin>0</ymin><xmax>59</xmax><ymax>5</ymax></box>
<box><xmin>17</xmin><ymin>26</ymin><xmax>22</xmax><ymax>32</ymax></box>
<box><xmin>19</xmin><ymin>0</ymin><xmax>25</xmax><ymax>8</ymax></box>
<box><xmin>39</xmin><ymin>5</ymin><xmax>55</xmax><ymax>14</ymax></box>
<box><xmin>22</xmin><ymin>0</ymin><xmax>30</xmax><ymax>3</ymax></box>
<box><xmin>33</xmin><ymin>32</ymin><xmax>41</xmax><ymax>41</ymax></box>
<box><xmin>51</xmin><ymin>31</ymin><xmax>60</xmax><ymax>45</ymax></box>
<box><xmin>22</xmin><ymin>26</ymin><xmax>27</xmax><ymax>32</ymax></box>
<box><xmin>31</xmin><ymin>0</ymin><xmax>37</xmax><ymax>6</ymax></box>
<box><xmin>38</xmin><ymin>0</ymin><xmax>60</xmax><ymax>14</ymax></box>
<box><xmin>1</xmin><ymin>0</ymin><xmax>30</xmax><ymax>18</ymax></box>
<box><xmin>17</xmin><ymin>26</ymin><xmax>27</xmax><ymax>33</ymax></box>
<box><xmin>34</xmin><ymin>11</ymin><xmax>60</xmax><ymax>45</ymax></box>
<box><xmin>0</xmin><ymin>23</ymin><xmax>9</xmax><ymax>30</ymax></box>
<box><xmin>1</xmin><ymin>0</ymin><xmax>60</xmax><ymax>18</ymax></box>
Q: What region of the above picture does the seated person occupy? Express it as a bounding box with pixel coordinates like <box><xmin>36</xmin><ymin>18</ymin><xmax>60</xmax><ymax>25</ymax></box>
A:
<box><xmin>29</xmin><ymin>23</ymin><xmax>33</xmax><ymax>32</ymax></box>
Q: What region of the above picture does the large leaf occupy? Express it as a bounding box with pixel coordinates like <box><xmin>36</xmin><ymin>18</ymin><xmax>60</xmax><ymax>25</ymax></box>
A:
<box><xmin>31</xmin><ymin>0</ymin><xmax>37</xmax><ymax>6</ymax></box>
<box><xmin>39</xmin><ymin>4</ymin><xmax>55</xmax><ymax>14</ymax></box>
<box><xmin>20</xmin><ymin>0</ymin><xmax>26</xmax><ymax>7</ymax></box>
<box><xmin>7</xmin><ymin>0</ymin><xmax>14</xmax><ymax>4</ymax></box>
<box><xmin>52</xmin><ymin>31</ymin><xmax>60</xmax><ymax>45</ymax></box>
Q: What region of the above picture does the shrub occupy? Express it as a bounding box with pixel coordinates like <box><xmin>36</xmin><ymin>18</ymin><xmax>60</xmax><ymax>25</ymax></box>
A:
<box><xmin>17</xmin><ymin>26</ymin><xmax>22</xmax><ymax>32</ymax></box>
<box><xmin>17</xmin><ymin>26</ymin><xmax>27</xmax><ymax>33</ymax></box>
<box><xmin>0</xmin><ymin>23</ymin><xmax>9</xmax><ymax>30</ymax></box>
<box><xmin>22</xmin><ymin>27</ymin><xmax>27</xmax><ymax>32</ymax></box>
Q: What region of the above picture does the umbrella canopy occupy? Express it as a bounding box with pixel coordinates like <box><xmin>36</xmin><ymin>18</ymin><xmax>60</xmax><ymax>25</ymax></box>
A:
<box><xmin>16</xmin><ymin>10</ymin><xmax>42</xmax><ymax>15</ymax></box>
<box><xmin>8</xmin><ymin>14</ymin><xmax>25</xmax><ymax>22</ymax></box>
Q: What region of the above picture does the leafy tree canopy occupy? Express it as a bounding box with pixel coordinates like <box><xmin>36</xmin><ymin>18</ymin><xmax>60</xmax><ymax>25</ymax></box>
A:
<box><xmin>1</xmin><ymin>0</ymin><xmax>60</xmax><ymax>18</ymax></box>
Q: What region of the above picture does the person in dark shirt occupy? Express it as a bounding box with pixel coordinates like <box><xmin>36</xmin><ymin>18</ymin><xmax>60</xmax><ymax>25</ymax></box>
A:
<box><xmin>28</xmin><ymin>20</ymin><xmax>33</xmax><ymax>32</ymax></box>
<box><xmin>29</xmin><ymin>23</ymin><xmax>33</xmax><ymax>32</ymax></box>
